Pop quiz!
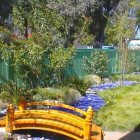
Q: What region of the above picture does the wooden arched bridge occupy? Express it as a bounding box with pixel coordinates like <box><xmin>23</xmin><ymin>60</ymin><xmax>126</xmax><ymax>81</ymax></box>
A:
<box><xmin>0</xmin><ymin>101</ymin><xmax>103</xmax><ymax>140</ymax></box>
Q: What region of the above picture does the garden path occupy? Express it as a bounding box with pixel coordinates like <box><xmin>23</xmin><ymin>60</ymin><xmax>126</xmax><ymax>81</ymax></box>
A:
<box><xmin>104</xmin><ymin>131</ymin><xmax>140</xmax><ymax>140</ymax></box>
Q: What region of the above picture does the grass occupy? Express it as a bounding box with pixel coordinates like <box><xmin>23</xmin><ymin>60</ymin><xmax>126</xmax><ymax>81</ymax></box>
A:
<box><xmin>111</xmin><ymin>74</ymin><xmax>140</xmax><ymax>82</ymax></box>
<box><xmin>94</xmin><ymin>84</ymin><xmax>140</xmax><ymax>131</ymax></box>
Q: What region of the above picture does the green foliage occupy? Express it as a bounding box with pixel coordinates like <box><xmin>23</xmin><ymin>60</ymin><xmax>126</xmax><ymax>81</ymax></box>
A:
<box><xmin>0</xmin><ymin>80</ymin><xmax>28</xmax><ymax>105</ymax></box>
<box><xmin>47</xmin><ymin>47</ymin><xmax>75</xmax><ymax>85</ymax></box>
<box><xmin>0</xmin><ymin>91</ymin><xmax>11</xmax><ymax>103</ymax></box>
<box><xmin>111</xmin><ymin>74</ymin><xmax>140</xmax><ymax>82</ymax></box>
<box><xmin>32</xmin><ymin>87</ymin><xmax>58</xmax><ymax>101</ymax></box>
<box><xmin>114</xmin><ymin>50</ymin><xmax>139</xmax><ymax>75</ymax></box>
<box><xmin>105</xmin><ymin>0</ymin><xmax>137</xmax><ymax>83</ymax></box>
<box><xmin>32</xmin><ymin>86</ymin><xmax>81</xmax><ymax>105</ymax></box>
<box><xmin>72</xmin><ymin>17</ymin><xmax>94</xmax><ymax>45</ymax></box>
<box><xmin>95</xmin><ymin>84</ymin><xmax>140</xmax><ymax>131</ymax></box>
<box><xmin>31</xmin><ymin>87</ymin><xmax>54</xmax><ymax>102</ymax></box>
<box><xmin>61</xmin><ymin>87</ymin><xmax>81</xmax><ymax>104</ymax></box>
<box><xmin>83</xmin><ymin>50</ymin><xmax>109</xmax><ymax>78</ymax></box>
<box><xmin>105</xmin><ymin>0</ymin><xmax>137</xmax><ymax>45</ymax></box>
<box><xmin>61</xmin><ymin>76</ymin><xmax>91</xmax><ymax>96</ymax></box>
<box><xmin>0</xmin><ymin>74</ymin><xmax>31</xmax><ymax>105</ymax></box>
<box><xmin>105</xmin><ymin>12</ymin><xmax>135</xmax><ymax>45</ymax></box>
<box><xmin>0</xmin><ymin>1</ymin><xmax>76</xmax><ymax>88</ymax></box>
<box><xmin>13</xmin><ymin>1</ymin><xmax>64</xmax><ymax>34</ymax></box>
<box><xmin>0</xmin><ymin>81</ymin><xmax>21</xmax><ymax>105</ymax></box>
<box><xmin>136</xmin><ymin>3</ymin><xmax>140</xmax><ymax>25</ymax></box>
<box><xmin>99</xmin><ymin>88</ymin><xmax>121</xmax><ymax>106</ymax></box>
<box><xmin>124</xmin><ymin>51</ymin><xmax>139</xmax><ymax>73</ymax></box>
<box><xmin>125</xmin><ymin>74</ymin><xmax>140</xmax><ymax>82</ymax></box>
<box><xmin>125</xmin><ymin>50</ymin><xmax>136</xmax><ymax>73</ymax></box>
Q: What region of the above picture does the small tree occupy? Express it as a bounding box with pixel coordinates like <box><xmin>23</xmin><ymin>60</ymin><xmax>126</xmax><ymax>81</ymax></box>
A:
<box><xmin>105</xmin><ymin>0</ymin><xmax>138</xmax><ymax>83</ymax></box>
<box><xmin>83</xmin><ymin>50</ymin><xmax>109</xmax><ymax>78</ymax></box>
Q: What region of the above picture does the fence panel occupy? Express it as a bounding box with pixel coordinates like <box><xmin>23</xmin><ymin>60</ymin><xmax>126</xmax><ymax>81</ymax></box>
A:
<box><xmin>0</xmin><ymin>49</ymin><xmax>140</xmax><ymax>84</ymax></box>
<box><xmin>0</xmin><ymin>58</ymin><xmax>9</xmax><ymax>84</ymax></box>
<box><xmin>65</xmin><ymin>49</ymin><xmax>118</xmax><ymax>77</ymax></box>
<box><xmin>134</xmin><ymin>50</ymin><xmax>140</xmax><ymax>71</ymax></box>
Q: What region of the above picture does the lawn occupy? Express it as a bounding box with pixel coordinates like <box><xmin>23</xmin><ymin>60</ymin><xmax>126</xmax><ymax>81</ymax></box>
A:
<box><xmin>94</xmin><ymin>84</ymin><xmax>140</xmax><ymax>131</ymax></box>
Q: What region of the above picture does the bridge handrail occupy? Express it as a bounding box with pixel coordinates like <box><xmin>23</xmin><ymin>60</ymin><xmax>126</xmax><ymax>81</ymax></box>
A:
<box><xmin>25</xmin><ymin>101</ymin><xmax>87</xmax><ymax>116</ymax></box>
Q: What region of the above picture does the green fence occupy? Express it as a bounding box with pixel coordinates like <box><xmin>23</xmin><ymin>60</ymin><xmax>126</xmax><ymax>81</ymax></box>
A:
<box><xmin>0</xmin><ymin>49</ymin><xmax>140</xmax><ymax>83</ymax></box>
<box><xmin>66</xmin><ymin>49</ymin><xmax>140</xmax><ymax>77</ymax></box>
<box><xmin>66</xmin><ymin>49</ymin><xmax>118</xmax><ymax>77</ymax></box>
<box><xmin>0</xmin><ymin>58</ymin><xmax>9</xmax><ymax>84</ymax></box>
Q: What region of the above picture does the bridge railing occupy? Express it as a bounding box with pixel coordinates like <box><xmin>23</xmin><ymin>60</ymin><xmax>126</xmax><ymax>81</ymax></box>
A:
<box><xmin>26</xmin><ymin>101</ymin><xmax>87</xmax><ymax>116</ymax></box>
<box><xmin>5</xmin><ymin>102</ymin><xmax>94</xmax><ymax>140</ymax></box>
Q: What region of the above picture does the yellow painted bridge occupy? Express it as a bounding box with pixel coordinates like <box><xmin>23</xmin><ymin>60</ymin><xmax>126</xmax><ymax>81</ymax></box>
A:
<box><xmin>0</xmin><ymin>101</ymin><xmax>103</xmax><ymax>140</ymax></box>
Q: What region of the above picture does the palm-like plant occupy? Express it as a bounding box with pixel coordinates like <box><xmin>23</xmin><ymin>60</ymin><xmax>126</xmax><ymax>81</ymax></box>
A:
<box><xmin>0</xmin><ymin>75</ymin><xmax>26</xmax><ymax>105</ymax></box>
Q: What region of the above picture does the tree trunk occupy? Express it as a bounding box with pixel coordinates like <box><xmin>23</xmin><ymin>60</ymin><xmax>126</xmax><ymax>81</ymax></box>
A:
<box><xmin>95</xmin><ymin>15</ymin><xmax>108</xmax><ymax>48</ymax></box>
<box><xmin>88</xmin><ymin>4</ymin><xmax>108</xmax><ymax>48</ymax></box>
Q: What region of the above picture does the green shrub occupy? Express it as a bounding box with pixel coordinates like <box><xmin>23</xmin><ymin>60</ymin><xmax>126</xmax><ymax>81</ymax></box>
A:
<box><xmin>61</xmin><ymin>76</ymin><xmax>90</xmax><ymax>96</ymax></box>
<box><xmin>124</xmin><ymin>74</ymin><xmax>140</xmax><ymax>82</ymax></box>
<box><xmin>60</xmin><ymin>87</ymin><xmax>81</xmax><ymax>104</ymax></box>
<box><xmin>32</xmin><ymin>86</ymin><xmax>81</xmax><ymax>105</ymax></box>
<box><xmin>32</xmin><ymin>87</ymin><xmax>63</xmax><ymax>101</ymax></box>
<box><xmin>0</xmin><ymin>77</ymin><xmax>33</xmax><ymax>105</ymax></box>
<box><xmin>83</xmin><ymin>50</ymin><xmax>109</xmax><ymax>78</ymax></box>
<box><xmin>0</xmin><ymin>80</ymin><xmax>24</xmax><ymax>105</ymax></box>
<box><xmin>111</xmin><ymin>74</ymin><xmax>140</xmax><ymax>82</ymax></box>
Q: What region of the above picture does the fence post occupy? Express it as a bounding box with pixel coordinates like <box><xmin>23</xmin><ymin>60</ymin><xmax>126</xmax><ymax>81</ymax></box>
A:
<box><xmin>83</xmin><ymin>106</ymin><xmax>94</xmax><ymax>140</ymax></box>
<box><xmin>5</xmin><ymin>104</ymin><xmax>15</xmax><ymax>133</ymax></box>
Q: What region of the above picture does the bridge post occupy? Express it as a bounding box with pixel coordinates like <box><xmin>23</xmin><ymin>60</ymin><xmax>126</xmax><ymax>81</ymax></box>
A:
<box><xmin>84</xmin><ymin>106</ymin><xmax>94</xmax><ymax>140</ymax></box>
<box><xmin>18</xmin><ymin>97</ymin><xmax>27</xmax><ymax>111</ymax></box>
<box><xmin>5</xmin><ymin>104</ymin><xmax>15</xmax><ymax>133</ymax></box>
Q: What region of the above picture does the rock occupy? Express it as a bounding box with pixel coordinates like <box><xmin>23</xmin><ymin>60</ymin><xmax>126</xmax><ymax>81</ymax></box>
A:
<box><xmin>83</xmin><ymin>74</ymin><xmax>101</xmax><ymax>85</ymax></box>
